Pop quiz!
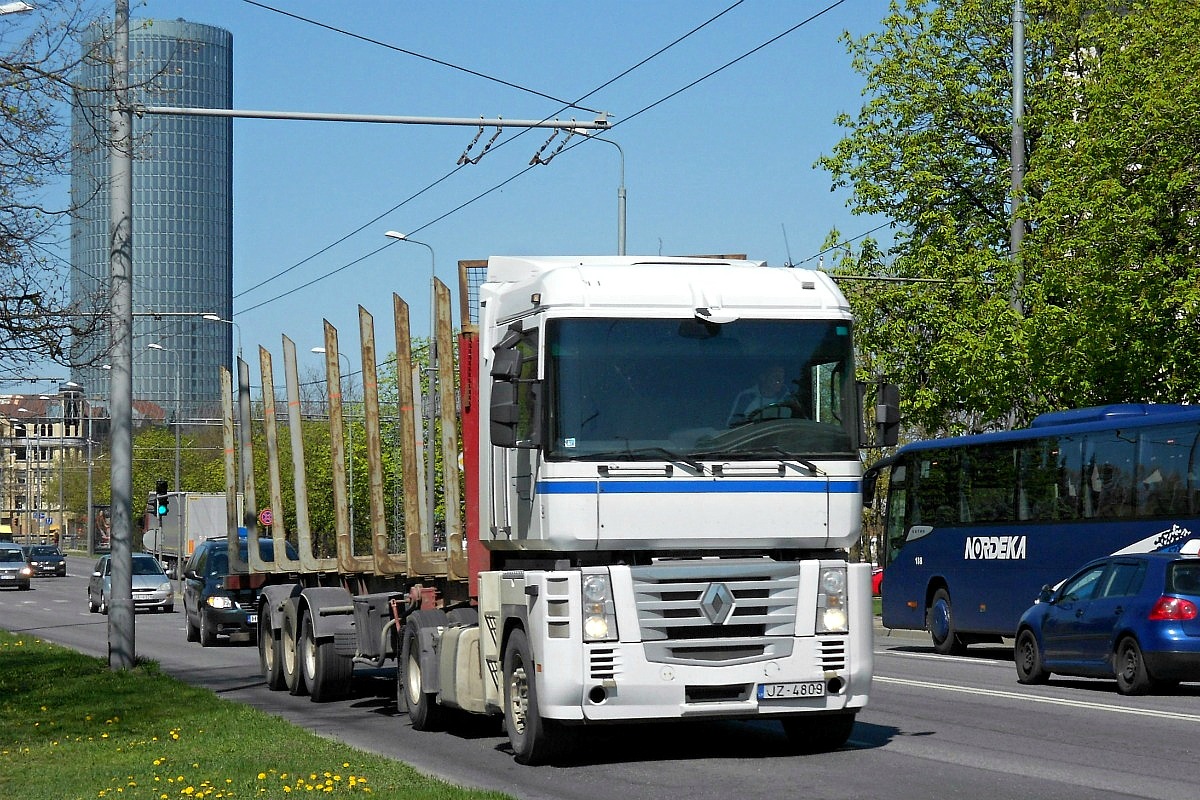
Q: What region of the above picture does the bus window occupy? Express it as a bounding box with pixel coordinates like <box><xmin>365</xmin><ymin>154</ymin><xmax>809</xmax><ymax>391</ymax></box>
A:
<box><xmin>884</xmin><ymin>464</ymin><xmax>908</xmax><ymax>560</ymax></box>
<box><xmin>914</xmin><ymin>449</ymin><xmax>960</xmax><ymax>527</ymax></box>
<box><xmin>1083</xmin><ymin>431</ymin><xmax>1136</xmax><ymax>519</ymax></box>
<box><xmin>963</xmin><ymin>445</ymin><xmax>1016</xmax><ymax>523</ymax></box>
<box><xmin>1136</xmin><ymin>425</ymin><xmax>1199</xmax><ymax>517</ymax></box>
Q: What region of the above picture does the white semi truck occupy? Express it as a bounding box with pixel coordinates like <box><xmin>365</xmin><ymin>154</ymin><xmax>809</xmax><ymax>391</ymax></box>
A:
<box><xmin>223</xmin><ymin>255</ymin><xmax>897</xmax><ymax>764</ymax></box>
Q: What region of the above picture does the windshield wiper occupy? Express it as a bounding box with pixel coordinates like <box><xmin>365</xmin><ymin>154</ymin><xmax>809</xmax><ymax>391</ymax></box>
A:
<box><xmin>687</xmin><ymin>446</ymin><xmax>826</xmax><ymax>475</ymax></box>
<box><xmin>581</xmin><ymin>446</ymin><xmax>704</xmax><ymax>472</ymax></box>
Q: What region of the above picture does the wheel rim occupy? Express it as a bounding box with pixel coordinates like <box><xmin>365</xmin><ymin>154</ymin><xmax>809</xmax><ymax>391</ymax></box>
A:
<box><xmin>930</xmin><ymin>599</ymin><xmax>950</xmax><ymax>641</ymax></box>
<box><xmin>302</xmin><ymin>633</ymin><xmax>316</xmax><ymax>679</ymax></box>
<box><xmin>263</xmin><ymin>625</ymin><xmax>276</xmax><ymax>665</ymax></box>
<box><xmin>1018</xmin><ymin>637</ymin><xmax>1035</xmax><ymax>673</ymax></box>
<box><xmin>406</xmin><ymin>652</ymin><xmax>423</xmax><ymax>705</ymax></box>
<box><xmin>508</xmin><ymin>659</ymin><xmax>530</xmax><ymax>736</ymax></box>
<box><xmin>1119</xmin><ymin>644</ymin><xmax>1139</xmax><ymax>682</ymax></box>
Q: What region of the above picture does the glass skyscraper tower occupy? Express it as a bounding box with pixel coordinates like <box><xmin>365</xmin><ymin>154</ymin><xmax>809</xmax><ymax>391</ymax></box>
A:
<box><xmin>70</xmin><ymin>19</ymin><xmax>233</xmax><ymax>418</ymax></box>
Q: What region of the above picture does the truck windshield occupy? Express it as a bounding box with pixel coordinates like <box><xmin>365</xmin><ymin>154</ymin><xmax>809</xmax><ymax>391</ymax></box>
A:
<box><xmin>546</xmin><ymin>317</ymin><xmax>857</xmax><ymax>460</ymax></box>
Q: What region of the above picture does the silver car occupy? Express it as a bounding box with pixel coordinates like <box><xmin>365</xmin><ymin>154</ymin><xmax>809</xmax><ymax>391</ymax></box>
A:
<box><xmin>0</xmin><ymin>544</ymin><xmax>32</xmax><ymax>590</ymax></box>
<box><xmin>87</xmin><ymin>553</ymin><xmax>174</xmax><ymax>613</ymax></box>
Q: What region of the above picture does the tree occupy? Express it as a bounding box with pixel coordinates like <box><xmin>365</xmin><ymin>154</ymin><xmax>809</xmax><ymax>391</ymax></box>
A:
<box><xmin>819</xmin><ymin>0</ymin><xmax>1200</xmax><ymax>436</ymax></box>
<box><xmin>1</xmin><ymin>1</ymin><xmax>108</xmax><ymax>375</ymax></box>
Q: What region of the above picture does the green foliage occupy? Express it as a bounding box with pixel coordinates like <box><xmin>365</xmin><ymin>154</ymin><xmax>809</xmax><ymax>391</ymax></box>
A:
<box><xmin>820</xmin><ymin>0</ymin><xmax>1200</xmax><ymax>437</ymax></box>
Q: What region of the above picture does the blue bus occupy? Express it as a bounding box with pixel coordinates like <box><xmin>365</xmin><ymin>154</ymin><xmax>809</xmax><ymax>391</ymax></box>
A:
<box><xmin>868</xmin><ymin>404</ymin><xmax>1200</xmax><ymax>654</ymax></box>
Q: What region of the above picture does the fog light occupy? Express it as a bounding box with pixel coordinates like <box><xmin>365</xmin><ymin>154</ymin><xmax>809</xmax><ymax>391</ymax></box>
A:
<box><xmin>823</xmin><ymin>607</ymin><xmax>848</xmax><ymax>632</ymax></box>
<box><xmin>584</xmin><ymin>615</ymin><xmax>609</xmax><ymax>640</ymax></box>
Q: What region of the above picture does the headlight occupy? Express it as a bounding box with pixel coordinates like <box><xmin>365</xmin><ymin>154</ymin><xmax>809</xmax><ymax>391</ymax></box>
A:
<box><xmin>581</xmin><ymin>572</ymin><xmax>618</xmax><ymax>642</ymax></box>
<box><xmin>207</xmin><ymin>595</ymin><xmax>233</xmax><ymax>609</ymax></box>
<box><xmin>816</xmin><ymin>566</ymin><xmax>849</xmax><ymax>633</ymax></box>
<box><xmin>158</xmin><ymin>582</ymin><xmax>172</xmax><ymax>593</ymax></box>
<box><xmin>582</xmin><ymin>575</ymin><xmax>609</xmax><ymax>602</ymax></box>
<box><xmin>20</xmin><ymin>566</ymin><xmax>32</xmax><ymax>577</ymax></box>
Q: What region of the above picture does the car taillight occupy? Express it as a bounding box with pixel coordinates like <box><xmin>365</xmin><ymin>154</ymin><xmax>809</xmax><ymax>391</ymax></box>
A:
<box><xmin>1148</xmin><ymin>596</ymin><xmax>1199</xmax><ymax>621</ymax></box>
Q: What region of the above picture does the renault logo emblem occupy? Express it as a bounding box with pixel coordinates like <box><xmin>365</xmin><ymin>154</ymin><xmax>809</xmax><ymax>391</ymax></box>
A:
<box><xmin>699</xmin><ymin>582</ymin><xmax>735</xmax><ymax>624</ymax></box>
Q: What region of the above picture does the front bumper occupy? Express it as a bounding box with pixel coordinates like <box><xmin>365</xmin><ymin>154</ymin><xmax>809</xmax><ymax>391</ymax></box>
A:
<box><xmin>29</xmin><ymin>562</ymin><xmax>66</xmax><ymax>577</ymax></box>
<box><xmin>205</xmin><ymin>606</ymin><xmax>259</xmax><ymax>638</ymax></box>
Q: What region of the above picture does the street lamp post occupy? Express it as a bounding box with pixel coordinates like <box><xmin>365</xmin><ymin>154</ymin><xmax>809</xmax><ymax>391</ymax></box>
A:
<box><xmin>571</xmin><ymin>132</ymin><xmax>626</xmax><ymax>255</ymax></box>
<box><xmin>203</xmin><ymin>313</ymin><xmax>242</xmax><ymax>363</ymax></box>
<box><xmin>383</xmin><ymin>231</ymin><xmax>438</xmax><ymax>545</ymax></box>
<box><xmin>312</xmin><ymin>346</ymin><xmax>355</xmax><ymax>534</ymax></box>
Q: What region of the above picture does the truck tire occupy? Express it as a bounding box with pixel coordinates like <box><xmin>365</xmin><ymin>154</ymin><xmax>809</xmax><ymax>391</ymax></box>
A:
<box><xmin>300</xmin><ymin>612</ymin><xmax>352</xmax><ymax>702</ymax></box>
<box><xmin>399</xmin><ymin>609</ymin><xmax>448</xmax><ymax>730</ymax></box>
<box><xmin>259</xmin><ymin>613</ymin><xmax>285</xmax><ymax>690</ymax></box>
<box><xmin>781</xmin><ymin>711</ymin><xmax>856</xmax><ymax>754</ymax></box>
<box><xmin>503</xmin><ymin>627</ymin><xmax>567</xmax><ymax>765</ymax></box>
<box><xmin>281</xmin><ymin>598</ymin><xmax>308</xmax><ymax>697</ymax></box>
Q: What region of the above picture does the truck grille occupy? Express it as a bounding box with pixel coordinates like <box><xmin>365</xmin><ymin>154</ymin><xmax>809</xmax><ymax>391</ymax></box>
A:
<box><xmin>631</xmin><ymin>559</ymin><xmax>801</xmax><ymax>666</ymax></box>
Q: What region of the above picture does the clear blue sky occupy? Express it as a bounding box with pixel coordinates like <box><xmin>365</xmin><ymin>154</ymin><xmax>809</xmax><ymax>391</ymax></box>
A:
<box><xmin>32</xmin><ymin>0</ymin><xmax>896</xmax><ymax>392</ymax></box>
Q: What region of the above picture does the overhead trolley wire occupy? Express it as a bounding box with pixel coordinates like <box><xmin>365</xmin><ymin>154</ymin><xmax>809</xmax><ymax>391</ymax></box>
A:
<box><xmin>235</xmin><ymin>1</ymin><xmax>857</xmax><ymax>315</ymax></box>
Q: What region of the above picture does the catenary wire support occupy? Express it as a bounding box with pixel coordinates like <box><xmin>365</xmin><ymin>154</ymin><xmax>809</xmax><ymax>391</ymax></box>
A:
<box><xmin>458</xmin><ymin>119</ymin><xmax>504</xmax><ymax>165</ymax></box>
<box><xmin>529</xmin><ymin>126</ymin><xmax>577</xmax><ymax>166</ymax></box>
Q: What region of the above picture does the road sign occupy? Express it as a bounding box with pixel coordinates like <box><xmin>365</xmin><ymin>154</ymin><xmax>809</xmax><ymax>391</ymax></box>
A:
<box><xmin>258</xmin><ymin>508</ymin><xmax>274</xmax><ymax>528</ymax></box>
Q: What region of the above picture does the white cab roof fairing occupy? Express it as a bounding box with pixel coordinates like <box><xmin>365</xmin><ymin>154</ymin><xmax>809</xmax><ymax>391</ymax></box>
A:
<box><xmin>480</xmin><ymin>256</ymin><xmax>851</xmax><ymax>326</ymax></box>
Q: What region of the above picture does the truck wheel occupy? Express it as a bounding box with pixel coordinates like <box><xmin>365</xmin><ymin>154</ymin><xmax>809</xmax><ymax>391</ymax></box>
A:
<box><xmin>927</xmin><ymin>588</ymin><xmax>966</xmax><ymax>655</ymax></box>
<box><xmin>259</xmin><ymin>613</ymin><xmax>285</xmax><ymax>690</ymax></box>
<box><xmin>781</xmin><ymin>712</ymin><xmax>856</xmax><ymax>754</ymax></box>
<box><xmin>281</xmin><ymin>598</ymin><xmax>308</xmax><ymax>697</ymax></box>
<box><xmin>300</xmin><ymin>613</ymin><xmax>352</xmax><ymax>702</ymax></box>
<box><xmin>399</xmin><ymin>609</ymin><xmax>447</xmax><ymax>730</ymax></box>
<box><xmin>199</xmin><ymin>608</ymin><xmax>217</xmax><ymax>647</ymax></box>
<box><xmin>503</xmin><ymin>627</ymin><xmax>565</xmax><ymax>765</ymax></box>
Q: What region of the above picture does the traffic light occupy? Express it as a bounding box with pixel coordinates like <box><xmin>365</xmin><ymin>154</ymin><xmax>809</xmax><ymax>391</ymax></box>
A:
<box><xmin>155</xmin><ymin>480</ymin><xmax>170</xmax><ymax>517</ymax></box>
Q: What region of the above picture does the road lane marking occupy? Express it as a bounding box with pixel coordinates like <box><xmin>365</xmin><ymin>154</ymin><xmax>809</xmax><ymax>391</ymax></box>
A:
<box><xmin>874</xmin><ymin>675</ymin><xmax>1200</xmax><ymax>721</ymax></box>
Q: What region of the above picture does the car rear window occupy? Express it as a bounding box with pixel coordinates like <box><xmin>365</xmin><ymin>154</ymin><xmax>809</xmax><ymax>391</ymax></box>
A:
<box><xmin>1168</xmin><ymin>562</ymin><xmax>1200</xmax><ymax>595</ymax></box>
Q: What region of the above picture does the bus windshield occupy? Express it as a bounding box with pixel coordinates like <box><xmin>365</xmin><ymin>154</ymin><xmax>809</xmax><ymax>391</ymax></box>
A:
<box><xmin>546</xmin><ymin>317</ymin><xmax>857</xmax><ymax>461</ymax></box>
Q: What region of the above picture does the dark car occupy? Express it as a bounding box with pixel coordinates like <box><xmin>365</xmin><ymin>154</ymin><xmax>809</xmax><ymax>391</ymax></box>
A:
<box><xmin>24</xmin><ymin>544</ymin><xmax>67</xmax><ymax>577</ymax></box>
<box><xmin>1015</xmin><ymin>541</ymin><xmax>1200</xmax><ymax>695</ymax></box>
<box><xmin>0</xmin><ymin>544</ymin><xmax>32</xmax><ymax>590</ymax></box>
<box><xmin>183</xmin><ymin>536</ymin><xmax>295</xmax><ymax>646</ymax></box>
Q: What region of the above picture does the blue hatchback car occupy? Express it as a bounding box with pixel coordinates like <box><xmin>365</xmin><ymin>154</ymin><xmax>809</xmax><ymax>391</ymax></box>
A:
<box><xmin>1015</xmin><ymin>540</ymin><xmax>1200</xmax><ymax>695</ymax></box>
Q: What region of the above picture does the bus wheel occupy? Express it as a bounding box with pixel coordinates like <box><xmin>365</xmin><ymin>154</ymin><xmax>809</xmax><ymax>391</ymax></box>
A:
<box><xmin>400</xmin><ymin>609</ymin><xmax>447</xmax><ymax>730</ymax></box>
<box><xmin>503</xmin><ymin>627</ymin><xmax>567</xmax><ymax>765</ymax></box>
<box><xmin>927</xmin><ymin>588</ymin><xmax>966</xmax><ymax>655</ymax></box>
<box><xmin>1114</xmin><ymin>636</ymin><xmax>1154</xmax><ymax>696</ymax></box>
<box><xmin>1015</xmin><ymin>629</ymin><xmax>1049</xmax><ymax>684</ymax></box>
<box><xmin>781</xmin><ymin>712</ymin><xmax>856</xmax><ymax>754</ymax></box>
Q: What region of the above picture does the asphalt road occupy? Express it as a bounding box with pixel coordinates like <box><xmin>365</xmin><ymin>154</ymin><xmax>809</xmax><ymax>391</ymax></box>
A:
<box><xmin>3</xmin><ymin>554</ymin><xmax>1199</xmax><ymax>800</ymax></box>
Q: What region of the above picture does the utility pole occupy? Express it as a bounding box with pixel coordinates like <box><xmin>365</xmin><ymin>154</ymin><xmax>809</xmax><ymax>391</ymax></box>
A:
<box><xmin>108</xmin><ymin>0</ymin><xmax>135</xmax><ymax>671</ymax></box>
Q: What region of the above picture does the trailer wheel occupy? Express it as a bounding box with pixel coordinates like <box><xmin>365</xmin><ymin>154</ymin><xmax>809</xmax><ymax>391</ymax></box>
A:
<box><xmin>300</xmin><ymin>612</ymin><xmax>352</xmax><ymax>702</ymax></box>
<box><xmin>399</xmin><ymin>609</ymin><xmax>447</xmax><ymax>730</ymax></box>
<box><xmin>503</xmin><ymin>627</ymin><xmax>565</xmax><ymax>765</ymax></box>
<box><xmin>281</xmin><ymin>598</ymin><xmax>308</xmax><ymax>697</ymax></box>
<box><xmin>259</xmin><ymin>612</ymin><xmax>285</xmax><ymax>690</ymax></box>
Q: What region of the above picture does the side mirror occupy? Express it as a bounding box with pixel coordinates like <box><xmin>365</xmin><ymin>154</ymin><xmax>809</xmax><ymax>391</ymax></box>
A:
<box><xmin>1037</xmin><ymin>584</ymin><xmax>1056</xmax><ymax>604</ymax></box>
<box><xmin>876</xmin><ymin>382</ymin><xmax>900</xmax><ymax>447</ymax></box>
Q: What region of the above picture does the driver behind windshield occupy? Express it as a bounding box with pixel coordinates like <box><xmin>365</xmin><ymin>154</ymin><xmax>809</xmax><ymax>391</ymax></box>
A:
<box><xmin>727</xmin><ymin>364</ymin><xmax>794</xmax><ymax>426</ymax></box>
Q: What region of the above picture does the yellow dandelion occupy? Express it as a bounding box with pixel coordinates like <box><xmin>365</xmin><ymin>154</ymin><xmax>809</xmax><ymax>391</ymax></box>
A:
<box><xmin>257</xmin><ymin>773</ymin><xmax>266</xmax><ymax>781</ymax></box>
<box><xmin>282</xmin><ymin>788</ymin><xmax>291</xmax><ymax>794</ymax></box>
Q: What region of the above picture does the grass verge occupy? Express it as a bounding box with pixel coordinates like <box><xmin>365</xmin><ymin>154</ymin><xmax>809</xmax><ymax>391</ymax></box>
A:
<box><xmin>0</xmin><ymin>629</ymin><xmax>513</xmax><ymax>800</ymax></box>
